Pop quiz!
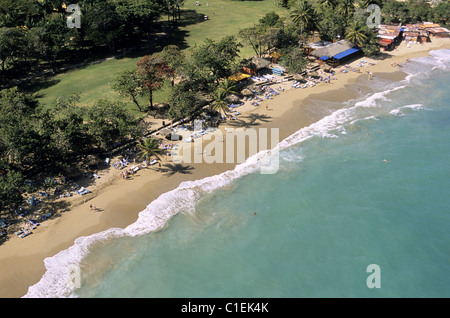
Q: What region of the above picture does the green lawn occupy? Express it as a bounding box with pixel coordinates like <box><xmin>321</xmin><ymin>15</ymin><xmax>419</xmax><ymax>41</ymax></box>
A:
<box><xmin>35</xmin><ymin>0</ymin><xmax>289</xmax><ymax>109</ymax></box>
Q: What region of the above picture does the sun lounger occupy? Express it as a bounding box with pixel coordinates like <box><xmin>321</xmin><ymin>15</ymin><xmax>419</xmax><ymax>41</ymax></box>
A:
<box><xmin>131</xmin><ymin>165</ymin><xmax>140</xmax><ymax>172</ymax></box>
<box><xmin>20</xmin><ymin>229</ymin><xmax>31</xmax><ymax>238</ymax></box>
<box><xmin>15</xmin><ymin>228</ymin><xmax>32</xmax><ymax>238</ymax></box>
<box><xmin>27</xmin><ymin>197</ymin><xmax>40</xmax><ymax>206</ymax></box>
<box><xmin>26</xmin><ymin>221</ymin><xmax>37</xmax><ymax>230</ymax></box>
<box><xmin>76</xmin><ymin>187</ymin><xmax>90</xmax><ymax>195</ymax></box>
<box><xmin>76</xmin><ymin>187</ymin><xmax>85</xmax><ymax>194</ymax></box>
<box><xmin>0</xmin><ymin>220</ymin><xmax>8</xmax><ymax>228</ymax></box>
<box><xmin>149</xmin><ymin>159</ymin><xmax>158</xmax><ymax>165</ymax></box>
<box><xmin>40</xmin><ymin>212</ymin><xmax>52</xmax><ymax>221</ymax></box>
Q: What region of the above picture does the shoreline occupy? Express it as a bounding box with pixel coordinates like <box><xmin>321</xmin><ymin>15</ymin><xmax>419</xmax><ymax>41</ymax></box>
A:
<box><xmin>1</xmin><ymin>39</ymin><xmax>449</xmax><ymax>298</ymax></box>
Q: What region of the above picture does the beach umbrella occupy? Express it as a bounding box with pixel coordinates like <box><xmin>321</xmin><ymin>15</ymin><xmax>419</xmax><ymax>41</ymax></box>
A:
<box><xmin>227</xmin><ymin>94</ymin><xmax>240</xmax><ymax>103</ymax></box>
<box><xmin>309</xmin><ymin>71</ymin><xmax>319</xmax><ymax>78</ymax></box>
<box><xmin>293</xmin><ymin>74</ymin><xmax>305</xmax><ymax>81</ymax></box>
<box><xmin>241</xmin><ymin>88</ymin><xmax>253</xmax><ymax>96</ymax></box>
<box><xmin>322</xmin><ymin>65</ymin><xmax>332</xmax><ymax>73</ymax></box>
<box><xmin>159</xmin><ymin>127</ymin><xmax>172</xmax><ymax>137</ymax></box>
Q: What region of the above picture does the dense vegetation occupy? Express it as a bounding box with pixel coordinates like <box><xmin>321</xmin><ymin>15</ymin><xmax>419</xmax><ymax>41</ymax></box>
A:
<box><xmin>1</xmin><ymin>0</ymin><xmax>447</xmax><ymax>217</ymax></box>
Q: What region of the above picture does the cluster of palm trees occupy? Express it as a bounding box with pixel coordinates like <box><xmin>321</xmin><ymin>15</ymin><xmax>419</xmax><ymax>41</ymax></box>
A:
<box><xmin>289</xmin><ymin>0</ymin><xmax>377</xmax><ymax>47</ymax></box>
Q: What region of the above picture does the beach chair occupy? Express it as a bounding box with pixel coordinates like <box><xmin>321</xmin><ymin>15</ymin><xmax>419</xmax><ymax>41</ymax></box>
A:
<box><xmin>76</xmin><ymin>187</ymin><xmax>89</xmax><ymax>195</ymax></box>
<box><xmin>26</xmin><ymin>221</ymin><xmax>37</xmax><ymax>230</ymax></box>
<box><xmin>0</xmin><ymin>219</ymin><xmax>8</xmax><ymax>228</ymax></box>
<box><xmin>149</xmin><ymin>159</ymin><xmax>158</xmax><ymax>165</ymax></box>
<box><xmin>131</xmin><ymin>165</ymin><xmax>140</xmax><ymax>172</ymax></box>
<box><xmin>40</xmin><ymin>212</ymin><xmax>52</xmax><ymax>221</ymax></box>
<box><xmin>19</xmin><ymin>229</ymin><xmax>31</xmax><ymax>238</ymax></box>
<box><xmin>76</xmin><ymin>187</ymin><xmax>85</xmax><ymax>194</ymax></box>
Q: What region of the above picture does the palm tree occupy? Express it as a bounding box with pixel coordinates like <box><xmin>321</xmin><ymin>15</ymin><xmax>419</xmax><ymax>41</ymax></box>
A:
<box><xmin>137</xmin><ymin>137</ymin><xmax>163</xmax><ymax>164</ymax></box>
<box><xmin>345</xmin><ymin>20</ymin><xmax>368</xmax><ymax>46</ymax></box>
<box><xmin>338</xmin><ymin>0</ymin><xmax>355</xmax><ymax>22</ymax></box>
<box><xmin>218</xmin><ymin>78</ymin><xmax>237</xmax><ymax>96</ymax></box>
<box><xmin>316</xmin><ymin>0</ymin><xmax>336</xmax><ymax>13</ymax></box>
<box><xmin>211</xmin><ymin>89</ymin><xmax>229</xmax><ymax>117</ymax></box>
<box><xmin>290</xmin><ymin>0</ymin><xmax>316</xmax><ymax>46</ymax></box>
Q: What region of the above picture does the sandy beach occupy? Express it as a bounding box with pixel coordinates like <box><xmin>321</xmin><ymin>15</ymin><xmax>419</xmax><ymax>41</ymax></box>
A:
<box><xmin>1</xmin><ymin>38</ymin><xmax>449</xmax><ymax>298</ymax></box>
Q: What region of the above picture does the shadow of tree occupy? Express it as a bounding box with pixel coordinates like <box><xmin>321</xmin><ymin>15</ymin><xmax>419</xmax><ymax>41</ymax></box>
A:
<box><xmin>18</xmin><ymin>77</ymin><xmax>61</xmax><ymax>96</ymax></box>
<box><xmin>227</xmin><ymin>113</ymin><xmax>272</xmax><ymax>128</ymax></box>
<box><xmin>0</xmin><ymin>199</ymin><xmax>71</xmax><ymax>246</ymax></box>
<box><xmin>162</xmin><ymin>163</ymin><xmax>194</xmax><ymax>176</ymax></box>
<box><xmin>117</xmin><ymin>9</ymin><xmax>207</xmax><ymax>60</ymax></box>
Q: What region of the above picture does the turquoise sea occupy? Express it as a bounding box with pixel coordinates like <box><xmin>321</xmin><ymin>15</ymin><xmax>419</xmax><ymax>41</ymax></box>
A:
<box><xmin>25</xmin><ymin>49</ymin><xmax>450</xmax><ymax>298</ymax></box>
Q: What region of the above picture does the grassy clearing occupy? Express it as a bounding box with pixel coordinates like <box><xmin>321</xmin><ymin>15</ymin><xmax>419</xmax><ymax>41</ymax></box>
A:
<box><xmin>35</xmin><ymin>0</ymin><xmax>288</xmax><ymax>109</ymax></box>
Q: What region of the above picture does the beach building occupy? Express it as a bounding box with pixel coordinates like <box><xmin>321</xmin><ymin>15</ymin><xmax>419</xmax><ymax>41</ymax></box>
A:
<box><xmin>228</xmin><ymin>72</ymin><xmax>251</xmax><ymax>82</ymax></box>
<box><xmin>309</xmin><ymin>40</ymin><xmax>362</xmax><ymax>67</ymax></box>
<box><xmin>403</xmin><ymin>24</ymin><xmax>430</xmax><ymax>43</ymax></box>
<box><xmin>422</xmin><ymin>25</ymin><xmax>450</xmax><ymax>38</ymax></box>
<box><xmin>269</xmin><ymin>51</ymin><xmax>282</xmax><ymax>63</ymax></box>
<box><xmin>242</xmin><ymin>57</ymin><xmax>272</xmax><ymax>76</ymax></box>
<box><xmin>377</xmin><ymin>24</ymin><xmax>403</xmax><ymax>46</ymax></box>
<box><xmin>228</xmin><ymin>72</ymin><xmax>252</xmax><ymax>90</ymax></box>
<box><xmin>305</xmin><ymin>40</ymin><xmax>332</xmax><ymax>56</ymax></box>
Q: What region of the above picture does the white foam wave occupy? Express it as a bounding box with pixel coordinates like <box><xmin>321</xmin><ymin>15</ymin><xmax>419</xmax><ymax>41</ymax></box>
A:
<box><xmin>403</xmin><ymin>49</ymin><xmax>450</xmax><ymax>81</ymax></box>
<box><xmin>23</xmin><ymin>49</ymin><xmax>450</xmax><ymax>298</ymax></box>
<box><xmin>24</xmin><ymin>158</ymin><xmax>263</xmax><ymax>298</ymax></box>
<box><xmin>389</xmin><ymin>103</ymin><xmax>426</xmax><ymax>116</ymax></box>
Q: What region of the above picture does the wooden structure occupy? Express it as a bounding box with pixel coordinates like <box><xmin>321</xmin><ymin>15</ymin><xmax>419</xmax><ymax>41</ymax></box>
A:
<box><xmin>242</xmin><ymin>57</ymin><xmax>272</xmax><ymax>76</ymax></box>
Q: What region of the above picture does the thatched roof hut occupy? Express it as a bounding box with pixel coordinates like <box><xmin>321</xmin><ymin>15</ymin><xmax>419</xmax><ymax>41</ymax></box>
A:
<box><xmin>310</xmin><ymin>40</ymin><xmax>356</xmax><ymax>59</ymax></box>
<box><xmin>242</xmin><ymin>57</ymin><xmax>272</xmax><ymax>75</ymax></box>
<box><xmin>241</xmin><ymin>88</ymin><xmax>253</xmax><ymax>96</ymax></box>
<box><xmin>227</xmin><ymin>94</ymin><xmax>241</xmax><ymax>103</ymax></box>
<box><xmin>293</xmin><ymin>74</ymin><xmax>305</xmax><ymax>81</ymax></box>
